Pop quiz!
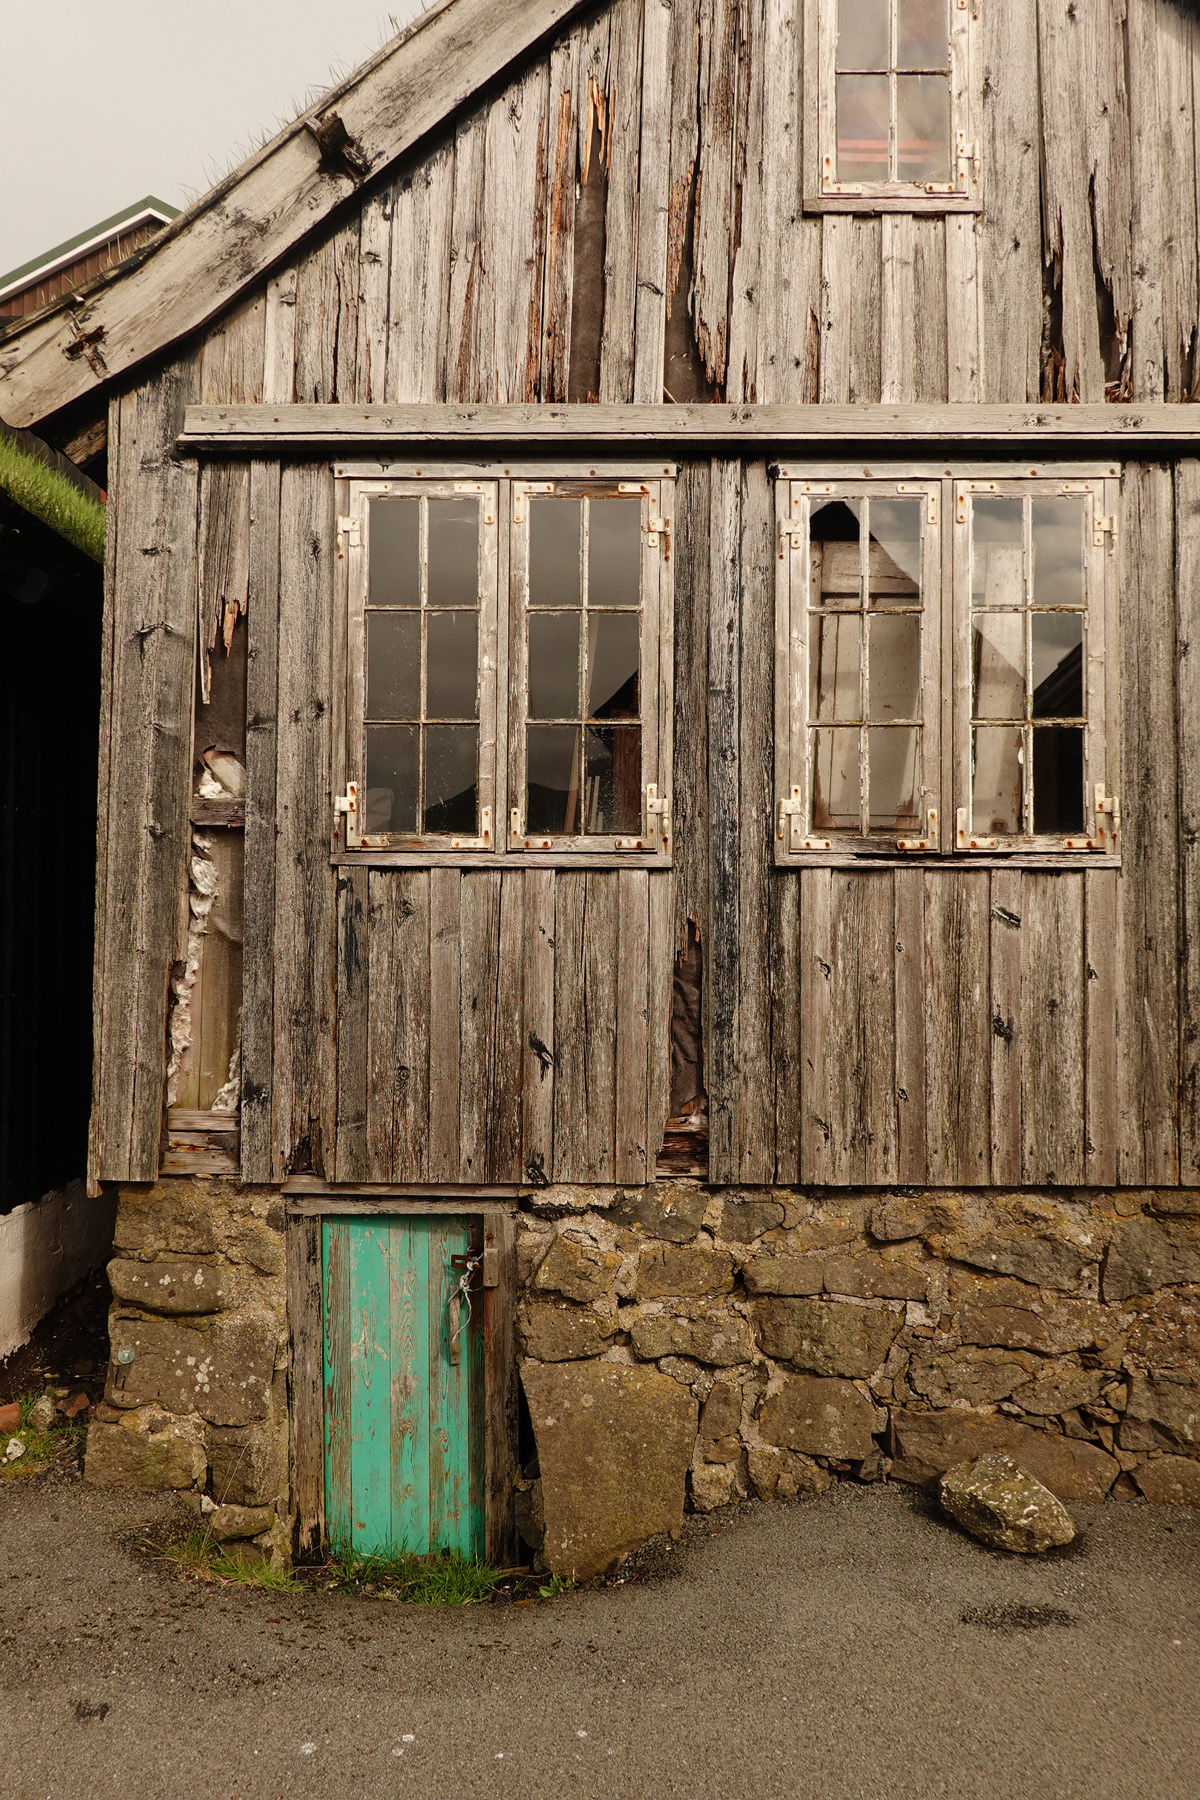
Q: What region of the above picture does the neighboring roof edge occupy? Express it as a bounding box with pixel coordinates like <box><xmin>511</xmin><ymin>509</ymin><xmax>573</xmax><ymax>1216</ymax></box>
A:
<box><xmin>0</xmin><ymin>424</ymin><xmax>106</xmax><ymax>563</ymax></box>
<box><xmin>0</xmin><ymin>197</ymin><xmax>179</xmax><ymax>300</ymax></box>
<box><xmin>0</xmin><ymin>0</ymin><xmax>590</xmax><ymax>431</ymax></box>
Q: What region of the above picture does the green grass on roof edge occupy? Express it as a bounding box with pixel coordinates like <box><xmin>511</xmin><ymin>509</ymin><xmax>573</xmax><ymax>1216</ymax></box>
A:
<box><xmin>0</xmin><ymin>435</ymin><xmax>105</xmax><ymax>564</ymax></box>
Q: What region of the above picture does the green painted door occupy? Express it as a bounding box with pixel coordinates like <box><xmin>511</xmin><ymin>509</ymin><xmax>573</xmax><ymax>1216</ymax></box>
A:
<box><xmin>322</xmin><ymin>1214</ymin><xmax>485</xmax><ymax>1558</ymax></box>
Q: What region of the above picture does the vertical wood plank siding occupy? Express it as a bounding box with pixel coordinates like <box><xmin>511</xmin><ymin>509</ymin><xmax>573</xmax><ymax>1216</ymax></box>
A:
<box><xmin>98</xmin><ymin>0</ymin><xmax>1200</xmax><ymax>1188</ymax></box>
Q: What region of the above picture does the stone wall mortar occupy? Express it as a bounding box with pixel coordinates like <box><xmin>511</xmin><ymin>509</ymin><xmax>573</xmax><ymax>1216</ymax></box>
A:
<box><xmin>516</xmin><ymin>1183</ymin><xmax>1200</xmax><ymax>1524</ymax></box>
<box><xmin>85</xmin><ymin>1178</ymin><xmax>289</xmax><ymax>1516</ymax></box>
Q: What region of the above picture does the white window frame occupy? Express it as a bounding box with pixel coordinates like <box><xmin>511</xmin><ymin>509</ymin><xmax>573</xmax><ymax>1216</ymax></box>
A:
<box><xmin>804</xmin><ymin>0</ymin><xmax>980</xmax><ymax>213</ymax></box>
<box><xmin>775</xmin><ymin>464</ymin><xmax>1121</xmax><ymax>865</ymax></box>
<box><xmin>332</xmin><ymin>464</ymin><xmax>675</xmax><ymax>866</ymax></box>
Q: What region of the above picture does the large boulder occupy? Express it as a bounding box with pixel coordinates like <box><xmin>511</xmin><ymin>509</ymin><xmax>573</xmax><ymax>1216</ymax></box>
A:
<box><xmin>636</xmin><ymin>1242</ymin><xmax>735</xmax><ymax>1299</ymax></box>
<box><xmin>104</xmin><ymin>1313</ymin><xmax>278</xmax><ymax>1426</ymax></box>
<box><xmin>518</xmin><ymin>1302</ymin><xmax>617</xmax><ymax>1362</ymax></box>
<box><xmin>532</xmin><ymin>1235</ymin><xmax>622</xmax><ymax>1303</ymax></box>
<box><xmin>107</xmin><ymin>1258</ymin><xmax>230</xmax><ymax>1315</ymax></box>
<box><xmin>890</xmin><ymin>1408</ymin><xmax>1118</xmax><ymax>1502</ymax></box>
<box><xmin>627</xmin><ymin>1306</ymin><xmax>753</xmax><ymax>1366</ymax></box>
<box><xmin>750</xmin><ymin>1297</ymin><xmax>902</xmax><ymax>1377</ymax></box>
<box><xmin>521</xmin><ymin>1360</ymin><xmax>697</xmax><ymax>1579</ymax></box>
<box><xmin>758</xmin><ymin>1374</ymin><xmax>878</xmax><ymax>1459</ymax></box>
<box><xmin>610</xmin><ymin>1184</ymin><xmax>708</xmax><ymax>1244</ymax></box>
<box><xmin>939</xmin><ymin>1453</ymin><xmax>1076</xmax><ymax>1553</ymax></box>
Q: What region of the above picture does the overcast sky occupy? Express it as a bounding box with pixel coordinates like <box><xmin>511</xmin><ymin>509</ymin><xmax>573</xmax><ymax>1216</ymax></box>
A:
<box><xmin>0</xmin><ymin>0</ymin><xmax>425</xmax><ymax>278</ymax></box>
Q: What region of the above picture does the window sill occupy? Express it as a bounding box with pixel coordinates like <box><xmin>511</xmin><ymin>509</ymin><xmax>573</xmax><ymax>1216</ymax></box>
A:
<box><xmin>333</xmin><ymin>850</ymin><xmax>672</xmax><ymax>870</ymax></box>
<box><xmin>803</xmin><ymin>192</ymin><xmax>980</xmax><ymax>215</ymax></box>
<box><xmin>774</xmin><ymin>849</ymin><xmax>1122</xmax><ymax>872</ymax></box>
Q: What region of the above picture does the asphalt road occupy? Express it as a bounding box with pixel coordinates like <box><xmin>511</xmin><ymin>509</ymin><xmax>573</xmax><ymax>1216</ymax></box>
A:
<box><xmin>1</xmin><ymin>1474</ymin><xmax>1197</xmax><ymax>1800</ymax></box>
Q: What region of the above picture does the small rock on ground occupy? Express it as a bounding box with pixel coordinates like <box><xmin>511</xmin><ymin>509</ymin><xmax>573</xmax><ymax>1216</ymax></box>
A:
<box><xmin>939</xmin><ymin>1452</ymin><xmax>1076</xmax><ymax>1554</ymax></box>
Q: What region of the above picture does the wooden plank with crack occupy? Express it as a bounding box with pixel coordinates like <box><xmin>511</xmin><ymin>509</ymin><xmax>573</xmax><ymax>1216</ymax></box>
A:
<box><xmin>893</xmin><ymin>866</ymin><xmax>926</xmax><ymax>1183</ymax></box>
<box><xmin>924</xmin><ymin>869</ymin><xmax>990</xmax><ymax>1185</ymax></box>
<box><xmin>725</xmin><ymin>0</ymin><xmax>765</xmax><ymax>404</ymax></box>
<box><xmin>615</xmin><ymin>869</ymin><xmax>651</xmax><ymax>1184</ymax></box>
<box><xmin>522</xmin><ymin>866</ymin><xmax>556</xmax><ymax>1187</ymax></box>
<box><xmin>989</xmin><ymin>867</ymin><xmax>1022</xmax><ymax>1186</ymax></box>
<box><xmin>428</xmin><ymin>868</ymin><xmax>462</xmax><ymax>1182</ymax></box>
<box><xmin>0</xmin><ymin>0</ymin><xmax>594</xmax><ymax>428</ymax></box>
<box><xmin>757</xmin><ymin>0</ymin><xmax>819</xmax><ymax>402</ymax></box>
<box><xmin>1177</xmin><ymin>457</ymin><xmax>1200</xmax><ymax>1180</ymax></box>
<box><xmin>1021</xmin><ymin>871</ymin><xmax>1085</xmax><ymax>1185</ymax></box>
<box><xmin>632</xmin><ymin>0</ymin><xmax>674</xmax><ymax>403</ymax></box>
<box><xmin>489</xmin><ymin>870</ymin><xmax>526</xmax><ymax>1183</ymax></box>
<box><xmin>980</xmin><ymin>0</ymin><xmax>1040</xmax><ymax>401</ymax></box>
<box><xmin>459</xmin><ymin>869</ymin><xmax>502</xmax><ymax>1183</ymax></box>
<box><xmin>334</xmin><ymin>864</ymin><xmax>368</xmax><ymax>1183</ymax></box>
<box><xmin>692</xmin><ymin>0</ymin><xmax>739</xmax><ymax>393</ymax></box>
<box><xmin>480</xmin><ymin>59</ymin><xmax>552</xmax><ymax>403</ymax></box>
<box><xmin>240</xmin><ymin>458</ymin><xmax>281</xmax><ymax>1183</ymax></box>
<box><xmin>178</xmin><ymin>400</ymin><xmax>1200</xmax><ymax>447</ymax></box>
<box><xmin>388</xmin><ymin>143</ymin><xmax>455</xmax><ymax>404</ymax></box>
<box><xmin>355</xmin><ymin>184</ymin><xmax>395</xmax><ymax>404</ymax></box>
<box><xmin>597</xmin><ymin>0</ymin><xmax>645</xmax><ymax>404</ymax></box>
<box><xmin>541</xmin><ymin>31</ymin><xmax>580</xmax><ymax>403</ymax></box>
<box><xmin>583</xmin><ymin>873</ymin><xmax>620</xmax><ymax>1182</ymax></box>
<box><xmin>551</xmin><ymin>871</ymin><xmax>587</xmax><ymax>1182</ymax></box>
<box><xmin>707</xmin><ymin>458</ymin><xmax>741</xmax><ymax>1183</ymax></box>
<box><xmin>737</xmin><ymin>460</ymin><xmax>774</xmax><ymax>1182</ymax></box>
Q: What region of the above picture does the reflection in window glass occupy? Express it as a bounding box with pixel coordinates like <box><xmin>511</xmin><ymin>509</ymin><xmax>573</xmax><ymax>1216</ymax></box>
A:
<box><xmin>838</xmin><ymin>0</ymin><xmax>889</xmax><ymax>67</ymax></box>
<box><xmin>529</xmin><ymin>498</ymin><xmax>581</xmax><ymax>607</ymax></box>
<box><xmin>526</xmin><ymin>493</ymin><xmax>644</xmax><ymax>835</ymax></box>
<box><xmin>1031</xmin><ymin>498</ymin><xmax>1085</xmax><ymax>607</ymax></box>
<box><xmin>868</xmin><ymin>727</ymin><xmax>920</xmax><ymax>829</ymax></box>
<box><xmin>897</xmin><ymin>0</ymin><xmax>948</xmax><ymax>65</ymax></box>
<box><xmin>836</xmin><ymin>74</ymin><xmax>890</xmax><ymax>181</ymax></box>
<box><xmin>368</xmin><ymin>498</ymin><xmax>419</xmax><ymax>607</ymax></box>
<box><xmin>364</xmin><ymin>492</ymin><xmax>481</xmax><ymax>837</ymax></box>
<box><xmin>896</xmin><ymin>75</ymin><xmax>949</xmax><ymax>182</ymax></box>
<box><xmin>806</xmin><ymin>492</ymin><xmax>926</xmax><ymax>837</ymax></box>
<box><xmin>968</xmin><ymin>491</ymin><xmax>1088</xmax><ymax>839</ymax></box>
<box><xmin>973</xmin><ymin>726</ymin><xmax>1023</xmax><ymax>837</ymax></box>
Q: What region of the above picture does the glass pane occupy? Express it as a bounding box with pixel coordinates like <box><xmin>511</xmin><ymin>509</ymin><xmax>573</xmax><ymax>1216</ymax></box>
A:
<box><xmin>368</xmin><ymin>498</ymin><xmax>419</xmax><ymax>607</ymax></box>
<box><xmin>1032</xmin><ymin>727</ymin><xmax>1085</xmax><ymax>834</ymax></box>
<box><xmin>528</xmin><ymin>612</ymin><xmax>580</xmax><ymax>720</ymax></box>
<box><xmin>810</xmin><ymin>613</ymin><xmax>862</xmax><ymax>722</ymax></box>
<box><xmin>868</xmin><ymin>727</ymin><xmax>921</xmax><ymax>829</ymax></box>
<box><xmin>527</xmin><ymin>724</ymin><xmax>581</xmax><ymax>834</ymax></box>
<box><xmin>585</xmin><ymin>726</ymin><xmax>642</xmax><ymax>834</ymax></box>
<box><xmin>838</xmin><ymin>0</ymin><xmax>888</xmax><ymax>67</ymax></box>
<box><xmin>972</xmin><ymin>614</ymin><xmax>1025</xmax><ymax>720</ymax></box>
<box><xmin>365</xmin><ymin>724</ymin><xmax>418</xmax><ymax>835</ymax></box>
<box><xmin>587</xmin><ymin>612</ymin><xmax>640</xmax><ymax>719</ymax></box>
<box><xmin>426</xmin><ymin>611</ymin><xmax>478</xmax><ymax>720</ymax></box>
<box><xmin>1031</xmin><ymin>497</ymin><xmax>1085</xmax><ymax>608</ymax></box>
<box><xmin>424</xmin><ymin>724</ymin><xmax>478</xmax><ymax>834</ymax></box>
<box><xmin>971</xmin><ymin>497</ymin><xmax>1024</xmax><ymax>606</ymax></box>
<box><xmin>868</xmin><ymin>614</ymin><xmax>921</xmax><ymax>721</ymax></box>
<box><xmin>1032</xmin><ymin>614</ymin><xmax>1084</xmax><ymax>718</ymax></box>
<box><xmin>427</xmin><ymin>497</ymin><xmax>479</xmax><ymax>608</ymax></box>
<box><xmin>896</xmin><ymin>74</ymin><xmax>950</xmax><ymax>182</ymax></box>
<box><xmin>898</xmin><ymin>0</ymin><xmax>949</xmax><ymax>66</ymax></box>
<box><xmin>812</xmin><ymin>727</ymin><xmax>861</xmax><ymax>831</ymax></box>
<box><xmin>530</xmin><ymin>497</ymin><xmax>581</xmax><ymax>607</ymax></box>
<box><xmin>588</xmin><ymin>498</ymin><xmax>642</xmax><ymax>607</ymax></box>
<box><xmin>973</xmin><ymin>725</ymin><xmax>1024</xmax><ymax>836</ymax></box>
<box><xmin>837</xmin><ymin>74</ymin><xmax>890</xmax><ymax>182</ymax></box>
<box><xmin>366</xmin><ymin>611</ymin><xmax>420</xmax><ymax>720</ymax></box>
<box><xmin>810</xmin><ymin>499</ymin><xmax>863</xmax><ymax>608</ymax></box>
<box><xmin>868</xmin><ymin>499</ymin><xmax>922</xmax><ymax>602</ymax></box>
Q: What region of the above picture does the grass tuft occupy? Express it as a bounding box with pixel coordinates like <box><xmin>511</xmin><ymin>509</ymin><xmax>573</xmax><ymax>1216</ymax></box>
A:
<box><xmin>0</xmin><ymin>435</ymin><xmax>106</xmax><ymax>563</ymax></box>
<box><xmin>326</xmin><ymin>1545</ymin><xmax>514</xmax><ymax>1605</ymax></box>
<box><xmin>149</xmin><ymin>1528</ymin><xmax>299</xmax><ymax>1592</ymax></box>
<box><xmin>1</xmin><ymin>1392</ymin><xmax>86</xmax><ymax>1481</ymax></box>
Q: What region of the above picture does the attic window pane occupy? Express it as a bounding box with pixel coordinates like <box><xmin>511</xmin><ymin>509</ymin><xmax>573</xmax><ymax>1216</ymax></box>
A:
<box><xmin>812</xmin><ymin>728</ymin><xmax>861</xmax><ymax>830</ymax></box>
<box><xmin>424</xmin><ymin>725</ymin><xmax>478</xmax><ymax>834</ymax></box>
<box><xmin>810</xmin><ymin>613</ymin><xmax>861</xmax><ymax>721</ymax></box>
<box><xmin>527</xmin><ymin>725</ymin><xmax>580</xmax><ymax>834</ymax></box>
<box><xmin>971</xmin><ymin>498</ymin><xmax>1024</xmax><ymax>606</ymax></box>
<box><xmin>837</xmin><ymin>75</ymin><xmax>890</xmax><ymax>181</ymax></box>
<box><xmin>588</xmin><ymin>499</ymin><xmax>641</xmax><ymax>607</ymax></box>
<box><xmin>973</xmin><ymin>726</ymin><xmax>1023</xmax><ymax>837</ymax></box>
<box><xmin>366</xmin><ymin>725</ymin><xmax>419</xmax><ymax>835</ymax></box>
<box><xmin>1032</xmin><ymin>728</ymin><xmax>1085</xmax><ymax>833</ymax></box>
<box><xmin>587</xmin><ymin>613</ymin><xmax>640</xmax><ymax>719</ymax></box>
<box><xmin>810</xmin><ymin>499</ymin><xmax>863</xmax><ymax>608</ymax></box>
<box><xmin>426</xmin><ymin>611</ymin><xmax>478</xmax><ymax>720</ymax></box>
<box><xmin>528</xmin><ymin>612</ymin><xmax>580</xmax><ymax>719</ymax></box>
<box><xmin>838</xmin><ymin>0</ymin><xmax>889</xmax><ymax>67</ymax></box>
<box><xmin>896</xmin><ymin>75</ymin><xmax>950</xmax><ymax>182</ymax></box>
<box><xmin>585</xmin><ymin>726</ymin><xmax>641</xmax><ymax>833</ymax></box>
<box><xmin>427</xmin><ymin>498</ymin><xmax>479</xmax><ymax>607</ymax></box>
<box><xmin>867</xmin><ymin>499</ymin><xmax>922</xmax><ymax>602</ymax></box>
<box><xmin>366</xmin><ymin>612</ymin><xmax>420</xmax><ymax>719</ymax></box>
<box><xmin>897</xmin><ymin>0</ymin><xmax>948</xmax><ymax>67</ymax></box>
<box><xmin>530</xmin><ymin>498</ymin><xmax>581</xmax><ymax>607</ymax></box>
<box><xmin>369</xmin><ymin>498</ymin><xmax>419</xmax><ymax>607</ymax></box>
<box><xmin>972</xmin><ymin>613</ymin><xmax>1025</xmax><ymax>719</ymax></box>
<box><xmin>868</xmin><ymin>727</ymin><xmax>920</xmax><ymax>828</ymax></box>
<box><xmin>868</xmin><ymin>614</ymin><xmax>921</xmax><ymax>721</ymax></box>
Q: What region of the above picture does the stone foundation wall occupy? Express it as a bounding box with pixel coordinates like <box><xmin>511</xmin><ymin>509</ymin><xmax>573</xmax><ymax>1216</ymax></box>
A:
<box><xmin>84</xmin><ymin>1179</ymin><xmax>289</xmax><ymax>1541</ymax></box>
<box><xmin>516</xmin><ymin>1183</ymin><xmax>1200</xmax><ymax>1566</ymax></box>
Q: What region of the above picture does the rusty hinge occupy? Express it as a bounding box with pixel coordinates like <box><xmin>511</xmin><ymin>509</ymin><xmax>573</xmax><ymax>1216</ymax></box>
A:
<box><xmin>1065</xmin><ymin>783</ymin><xmax>1121</xmax><ymax>851</ymax></box>
<box><xmin>511</xmin><ymin>807</ymin><xmax>552</xmax><ymax>851</ymax></box>
<box><xmin>779</xmin><ymin>515</ymin><xmax>805</xmax><ymax>557</ymax></box>
<box><xmin>1094</xmin><ymin>512</ymin><xmax>1117</xmax><ymax>551</ymax></box>
<box><xmin>956</xmin><ymin>805</ymin><xmax>998</xmax><ymax>851</ymax></box>
<box><xmin>897</xmin><ymin>806</ymin><xmax>938</xmax><ymax>851</ymax></box>
<box><xmin>896</xmin><ymin>484</ymin><xmax>937</xmax><ymax>525</ymax></box>
<box><xmin>513</xmin><ymin>481</ymin><xmax>554</xmax><ymax>525</ymax></box>
<box><xmin>778</xmin><ymin>787</ymin><xmax>831</xmax><ymax>852</ymax></box>
<box><xmin>647</xmin><ymin>514</ymin><xmax>670</xmax><ymax>558</ymax></box>
<box><xmin>956</xmin><ymin>133</ymin><xmax>980</xmax><ymax>185</ymax></box>
<box><xmin>451</xmin><ymin>805</ymin><xmax>492</xmax><ymax>851</ymax></box>
<box><xmin>333</xmin><ymin>782</ymin><xmax>359</xmax><ymax>843</ymax></box>
<box><xmin>616</xmin><ymin>783</ymin><xmax>671</xmax><ymax>853</ymax></box>
<box><xmin>336</xmin><ymin>514</ymin><xmax>361</xmax><ymax>556</ymax></box>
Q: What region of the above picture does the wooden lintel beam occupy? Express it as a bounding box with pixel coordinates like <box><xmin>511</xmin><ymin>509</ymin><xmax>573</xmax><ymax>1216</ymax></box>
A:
<box><xmin>0</xmin><ymin>0</ymin><xmax>590</xmax><ymax>430</ymax></box>
<box><xmin>177</xmin><ymin>401</ymin><xmax>1200</xmax><ymax>451</ymax></box>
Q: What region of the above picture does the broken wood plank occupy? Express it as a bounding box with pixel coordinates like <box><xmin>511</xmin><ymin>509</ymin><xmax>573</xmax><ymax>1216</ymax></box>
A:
<box><xmin>480</xmin><ymin>59</ymin><xmax>551</xmax><ymax>402</ymax></box>
<box><xmin>583</xmin><ymin>873</ymin><xmax>620</xmax><ymax>1182</ymax></box>
<box><xmin>989</xmin><ymin>867</ymin><xmax>1022</xmax><ymax>1186</ymax></box>
<box><xmin>893</xmin><ymin>866</ymin><xmax>926</xmax><ymax>1183</ymax></box>
<box><xmin>924</xmin><ymin>870</ymin><xmax>990</xmax><ymax>1185</ymax></box>
<box><xmin>707</xmin><ymin>458</ymin><xmax>741</xmax><ymax>1183</ymax></box>
<box><xmin>1178</xmin><ymin>457</ymin><xmax>1200</xmax><ymax>1180</ymax></box>
<box><xmin>489</xmin><ymin>871</ymin><xmax>526</xmax><ymax>1183</ymax></box>
<box><xmin>597</xmin><ymin>0</ymin><xmax>643</xmax><ymax>403</ymax></box>
<box><xmin>334</xmin><ymin>868</ymin><xmax>369</xmax><ymax>1182</ymax></box>
<box><xmin>240</xmin><ymin>458</ymin><xmax>281</xmax><ymax>1183</ymax></box>
<box><xmin>541</xmin><ymin>33</ymin><xmax>579</xmax><ymax>403</ymax></box>
<box><xmin>725</xmin><ymin>0</ymin><xmax>765</xmax><ymax>403</ymax></box>
<box><xmin>1084</xmin><ymin>866</ymin><xmax>1119</xmax><ymax>1186</ymax></box>
<box><xmin>388</xmin><ymin>143</ymin><xmax>454</xmax><ymax>403</ymax></box>
<box><xmin>692</xmin><ymin>0</ymin><xmax>739</xmax><ymax>392</ymax></box>
<box><xmin>1021</xmin><ymin>872</ymin><xmax>1085</xmax><ymax>1184</ymax></box>
<box><xmin>615</xmin><ymin>869</ymin><xmax>651</xmax><ymax>1184</ymax></box>
<box><xmin>428</xmin><ymin>869</ymin><xmax>462</xmax><ymax>1182</ymax></box>
<box><xmin>552</xmin><ymin>872</ymin><xmax>587</xmax><ymax>1182</ymax></box>
<box><xmin>798</xmin><ymin>866</ymin><xmax>833</xmax><ymax>1184</ymax></box>
<box><xmin>521</xmin><ymin>866</ymin><xmax>556</xmax><ymax>1187</ymax></box>
<box><xmin>737</xmin><ymin>460</ymin><xmax>774</xmax><ymax>1183</ymax></box>
<box><xmin>632</xmin><ymin>0</ymin><xmax>674</xmax><ymax>403</ymax></box>
<box><xmin>459</xmin><ymin>870</ymin><xmax>502</xmax><ymax>1182</ymax></box>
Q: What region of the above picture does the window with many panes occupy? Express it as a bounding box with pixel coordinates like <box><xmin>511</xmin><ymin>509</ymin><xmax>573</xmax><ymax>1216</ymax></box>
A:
<box><xmin>775</xmin><ymin>470</ymin><xmax>1119</xmax><ymax>861</ymax></box>
<box><xmin>336</xmin><ymin>468</ymin><xmax>673</xmax><ymax>860</ymax></box>
<box><xmin>805</xmin><ymin>0</ymin><xmax>978</xmax><ymax>211</ymax></box>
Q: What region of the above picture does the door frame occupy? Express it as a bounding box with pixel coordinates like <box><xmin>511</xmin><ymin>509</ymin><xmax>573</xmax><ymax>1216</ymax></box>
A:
<box><xmin>285</xmin><ymin>1193</ymin><xmax>518</xmax><ymax>1564</ymax></box>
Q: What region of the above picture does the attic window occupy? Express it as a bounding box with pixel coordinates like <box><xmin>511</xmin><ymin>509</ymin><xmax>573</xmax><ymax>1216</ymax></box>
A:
<box><xmin>805</xmin><ymin>0</ymin><xmax>979</xmax><ymax>212</ymax></box>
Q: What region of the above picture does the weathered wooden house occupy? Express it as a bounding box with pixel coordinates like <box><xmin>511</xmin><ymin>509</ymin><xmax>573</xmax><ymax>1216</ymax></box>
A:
<box><xmin>3</xmin><ymin>0</ymin><xmax>1200</xmax><ymax>1574</ymax></box>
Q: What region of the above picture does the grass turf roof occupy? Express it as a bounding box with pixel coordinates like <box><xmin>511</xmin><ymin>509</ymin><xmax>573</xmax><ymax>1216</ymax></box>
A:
<box><xmin>0</xmin><ymin>434</ymin><xmax>104</xmax><ymax>564</ymax></box>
